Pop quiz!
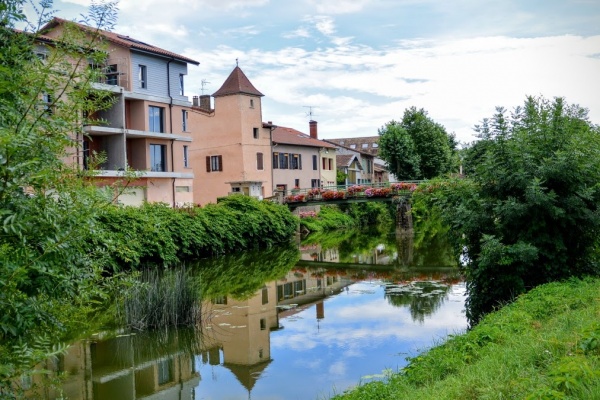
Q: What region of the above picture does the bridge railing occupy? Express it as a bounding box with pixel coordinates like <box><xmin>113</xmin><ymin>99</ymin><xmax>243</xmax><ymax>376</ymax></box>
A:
<box><xmin>281</xmin><ymin>181</ymin><xmax>423</xmax><ymax>204</ymax></box>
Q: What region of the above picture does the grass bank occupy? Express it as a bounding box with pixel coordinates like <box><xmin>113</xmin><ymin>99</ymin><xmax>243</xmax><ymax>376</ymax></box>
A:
<box><xmin>332</xmin><ymin>277</ymin><xmax>600</xmax><ymax>400</ymax></box>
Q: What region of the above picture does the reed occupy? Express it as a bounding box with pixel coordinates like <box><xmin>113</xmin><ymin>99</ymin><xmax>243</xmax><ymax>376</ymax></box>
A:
<box><xmin>120</xmin><ymin>268</ymin><xmax>201</xmax><ymax>330</ymax></box>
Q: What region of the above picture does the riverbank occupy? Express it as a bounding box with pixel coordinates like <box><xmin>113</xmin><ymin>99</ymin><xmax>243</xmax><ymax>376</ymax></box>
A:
<box><xmin>332</xmin><ymin>277</ymin><xmax>600</xmax><ymax>399</ymax></box>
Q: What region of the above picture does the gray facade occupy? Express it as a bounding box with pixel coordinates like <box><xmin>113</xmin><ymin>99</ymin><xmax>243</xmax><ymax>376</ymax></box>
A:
<box><xmin>131</xmin><ymin>51</ymin><xmax>189</xmax><ymax>102</ymax></box>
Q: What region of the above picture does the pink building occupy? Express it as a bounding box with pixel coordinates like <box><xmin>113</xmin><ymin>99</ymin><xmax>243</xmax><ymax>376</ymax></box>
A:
<box><xmin>189</xmin><ymin>67</ymin><xmax>274</xmax><ymax>205</ymax></box>
<box><xmin>40</xmin><ymin>18</ymin><xmax>199</xmax><ymax>206</ymax></box>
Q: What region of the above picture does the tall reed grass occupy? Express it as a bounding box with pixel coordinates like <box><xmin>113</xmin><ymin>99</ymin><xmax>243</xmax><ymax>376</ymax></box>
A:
<box><xmin>120</xmin><ymin>269</ymin><xmax>201</xmax><ymax>330</ymax></box>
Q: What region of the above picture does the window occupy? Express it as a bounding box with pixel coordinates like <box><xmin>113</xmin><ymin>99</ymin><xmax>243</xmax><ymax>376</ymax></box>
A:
<box><xmin>372</xmin><ymin>143</ymin><xmax>379</xmax><ymax>148</ymax></box>
<box><xmin>179</xmin><ymin>73</ymin><xmax>184</xmax><ymax>96</ymax></box>
<box><xmin>273</xmin><ymin>152</ymin><xmax>279</xmax><ymax>169</ymax></box>
<box><xmin>183</xmin><ymin>145</ymin><xmax>189</xmax><ymax>168</ymax></box>
<box><xmin>105</xmin><ymin>64</ymin><xmax>118</xmax><ymax>85</ymax></box>
<box><xmin>328</xmin><ymin>158</ymin><xmax>333</xmax><ymax>170</ymax></box>
<box><xmin>294</xmin><ymin>179</ymin><xmax>300</xmax><ymax>188</ymax></box>
<box><xmin>149</xmin><ymin>106</ymin><xmax>164</xmax><ymax>132</ymax></box>
<box><xmin>250</xmin><ymin>99</ymin><xmax>254</xmax><ymax>108</ymax></box>
<box><xmin>362</xmin><ymin>143</ymin><xmax>369</xmax><ymax>149</ymax></box>
<box><xmin>150</xmin><ymin>144</ymin><xmax>166</xmax><ymax>172</ymax></box>
<box><xmin>212</xmin><ymin>296</ymin><xmax>227</xmax><ymax>305</ymax></box>
<box><xmin>206</xmin><ymin>155</ymin><xmax>223</xmax><ymax>172</ymax></box>
<box><xmin>182</xmin><ymin>110</ymin><xmax>188</xmax><ymax>131</ymax></box>
<box><xmin>42</xmin><ymin>92</ymin><xmax>53</xmax><ymax>114</ymax></box>
<box><xmin>257</xmin><ymin>152</ymin><xmax>264</xmax><ymax>170</ymax></box>
<box><xmin>262</xmin><ymin>286</ymin><xmax>268</xmax><ymax>304</ymax></box>
<box><xmin>350</xmin><ymin>144</ymin><xmax>356</xmax><ymax>149</ymax></box>
<box><xmin>312</xmin><ymin>155</ymin><xmax>318</xmax><ymax>170</ymax></box>
<box><xmin>253</xmin><ymin>127</ymin><xmax>259</xmax><ymax>139</ymax></box>
<box><xmin>280</xmin><ymin>153</ymin><xmax>289</xmax><ymax>169</ymax></box>
<box><xmin>138</xmin><ymin>65</ymin><xmax>147</xmax><ymax>89</ymax></box>
<box><xmin>260</xmin><ymin>318</ymin><xmax>266</xmax><ymax>330</ymax></box>
<box><xmin>176</xmin><ymin>186</ymin><xmax>190</xmax><ymax>192</ymax></box>
<box><xmin>291</xmin><ymin>154</ymin><xmax>299</xmax><ymax>170</ymax></box>
<box><xmin>311</xmin><ymin>179</ymin><xmax>320</xmax><ymax>188</ymax></box>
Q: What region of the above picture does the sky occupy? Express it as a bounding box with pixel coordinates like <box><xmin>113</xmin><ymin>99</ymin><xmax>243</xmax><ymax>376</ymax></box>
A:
<box><xmin>31</xmin><ymin>0</ymin><xmax>600</xmax><ymax>143</ymax></box>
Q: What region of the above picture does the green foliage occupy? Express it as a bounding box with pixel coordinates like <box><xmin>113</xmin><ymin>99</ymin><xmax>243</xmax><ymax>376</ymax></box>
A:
<box><xmin>378</xmin><ymin>107</ymin><xmax>457</xmax><ymax>180</ymax></box>
<box><xmin>378</xmin><ymin>120</ymin><xmax>421</xmax><ymax>180</ymax></box>
<box><xmin>336</xmin><ymin>169</ymin><xmax>347</xmax><ymax>185</ymax></box>
<box><xmin>194</xmin><ymin>243</ymin><xmax>300</xmax><ymax>299</ymax></box>
<box><xmin>93</xmin><ymin>196</ymin><xmax>297</xmax><ymax>270</ymax></box>
<box><xmin>299</xmin><ymin>205</ymin><xmax>356</xmax><ymax>233</ymax></box>
<box><xmin>413</xmin><ymin>96</ymin><xmax>600</xmax><ymax>324</ymax></box>
<box><xmin>341</xmin><ymin>202</ymin><xmax>394</xmax><ymax>228</ymax></box>
<box><xmin>119</xmin><ymin>269</ymin><xmax>201</xmax><ymax>330</ymax></box>
<box><xmin>332</xmin><ymin>277</ymin><xmax>600</xmax><ymax>400</ymax></box>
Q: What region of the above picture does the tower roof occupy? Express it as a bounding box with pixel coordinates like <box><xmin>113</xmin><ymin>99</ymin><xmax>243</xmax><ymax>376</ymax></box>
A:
<box><xmin>213</xmin><ymin>66</ymin><xmax>264</xmax><ymax>97</ymax></box>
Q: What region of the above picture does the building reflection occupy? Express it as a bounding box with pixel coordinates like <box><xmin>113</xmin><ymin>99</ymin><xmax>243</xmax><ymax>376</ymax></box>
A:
<box><xmin>22</xmin><ymin>263</ymin><xmax>458</xmax><ymax>399</ymax></box>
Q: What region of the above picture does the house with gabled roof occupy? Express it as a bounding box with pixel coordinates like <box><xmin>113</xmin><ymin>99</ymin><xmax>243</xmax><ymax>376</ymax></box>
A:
<box><xmin>271</xmin><ymin>121</ymin><xmax>337</xmax><ymax>193</ymax></box>
<box><xmin>39</xmin><ymin>17</ymin><xmax>199</xmax><ymax>206</ymax></box>
<box><xmin>327</xmin><ymin>136</ymin><xmax>395</xmax><ymax>183</ymax></box>
<box><xmin>324</xmin><ymin>140</ymin><xmax>376</xmax><ymax>184</ymax></box>
<box><xmin>336</xmin><ymin>154</ymin><xmax>364</xmax><ymax>185</ymax></box>
<box><xmin>188</xmin><ymin>66</ymin><xmax>273</xmax><ymax>205</ymax></box>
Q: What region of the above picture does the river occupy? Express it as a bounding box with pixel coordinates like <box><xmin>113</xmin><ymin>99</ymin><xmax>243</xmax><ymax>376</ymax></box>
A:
<box><xmin>22</xmin><ymin>225</ymin><xmax>466</xmax><ymax>399</ymax></box>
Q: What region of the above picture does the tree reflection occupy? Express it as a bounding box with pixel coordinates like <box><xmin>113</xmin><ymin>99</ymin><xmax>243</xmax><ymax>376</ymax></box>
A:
<box><xmin>384</xmin><ymin>281</ymin><xmax>452</xmax><ymax>323</ymax></box>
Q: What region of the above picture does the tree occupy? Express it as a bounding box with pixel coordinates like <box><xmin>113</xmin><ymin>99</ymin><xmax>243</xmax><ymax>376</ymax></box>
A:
<box><xmin>0</xmin><ymin>0</ymin><xmax>120</xmax><ymax>389</ymax></box>
<box><xmin>379</xmin><ymin>108</ymin><xmax>456</xmax><ymax>180</ymax></box>
<box><xmin>377</xmin><ymin>120</ymin><xmax>421</xmax><ymax>180</ymax></box>
<box><xmin>418</xmin><ymin>96</ymin><xmax>600</xmax><ymax>324</ymax></box>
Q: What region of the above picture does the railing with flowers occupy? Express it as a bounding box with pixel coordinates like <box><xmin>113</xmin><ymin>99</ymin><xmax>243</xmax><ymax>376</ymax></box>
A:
<box><xmin>281</xmin><ymin>181</ymin><xmax>423</xmax><ymax>204</ymax></box>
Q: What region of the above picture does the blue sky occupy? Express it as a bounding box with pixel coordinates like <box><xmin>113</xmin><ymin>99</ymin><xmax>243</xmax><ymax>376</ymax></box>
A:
<box><xmin>39</xmin><ymin>0</ymin><xmax>600</xmax><ymax>142</ymax></box>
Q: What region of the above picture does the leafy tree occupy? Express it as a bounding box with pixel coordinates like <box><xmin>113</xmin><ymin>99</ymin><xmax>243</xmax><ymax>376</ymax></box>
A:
<box><xmin>415</xmin><ymin>96</ymin><xmax>600</xmax><ymax>324</ymax></box>
<box><xmin>378</xmin><ymin>120</ymin><xmax>421</xmax><ymax>180</ymax></box>
<box><xmin>378</xmin><ymin>108</ymin><xmax>456</xmax><ymax>180</ymax></box>
<box><xmin>0</xmin><ymin>0</ymin><xmax>121</xmax><ymax>389</ymax></box>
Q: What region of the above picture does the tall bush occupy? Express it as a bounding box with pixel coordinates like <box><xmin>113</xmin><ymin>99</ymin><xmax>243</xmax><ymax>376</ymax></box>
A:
<box><xmin>415</xmin><ymin>96</ymin><xmax>600</xmax><ymax>324</ymax></box>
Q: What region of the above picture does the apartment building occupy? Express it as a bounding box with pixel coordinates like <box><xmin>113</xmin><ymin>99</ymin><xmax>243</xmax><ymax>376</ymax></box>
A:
<box><xmin>40</xmin><ymin>18</ymin><xmax>199</xmax><ymax>206</ymax></box>
<box><xmin>271</xmin><ymin>120</ymin><xmax>337</xmax><ymax>192</ymax></box>
<box><xmin>189</xmin><ymin>66</ymin><xmax>273</xmax><ymax>205</ymax></box>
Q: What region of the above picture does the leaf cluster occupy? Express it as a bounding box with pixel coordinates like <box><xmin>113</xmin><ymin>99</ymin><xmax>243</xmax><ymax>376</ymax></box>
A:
<box><xmin>414</xmin><ymin>96</ymin><xmax>600</xmax><ymax>324</ymax></box>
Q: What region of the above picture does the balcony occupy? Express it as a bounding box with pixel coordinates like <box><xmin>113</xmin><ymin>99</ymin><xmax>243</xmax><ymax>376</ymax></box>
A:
<box><xmin>83</xmin><ymin>126</ymin><xmax>191</xmax><ymax>142</ymax></box>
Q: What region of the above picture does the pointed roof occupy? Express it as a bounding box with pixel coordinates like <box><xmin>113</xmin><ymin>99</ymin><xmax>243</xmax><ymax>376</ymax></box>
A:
<box><xmin>40</xmin><ymin>17</ymin><xmax>200</xmax><ymax>65</ymax></box>
<box><xmin>337</xmin><ymin>154</ymin><xmax>363</xmax><ymax>170</ymax></box>
<box><xmin>213</xmin><ymin>66</ymin><xmax>264</xmax><ymax>97</ymax></box>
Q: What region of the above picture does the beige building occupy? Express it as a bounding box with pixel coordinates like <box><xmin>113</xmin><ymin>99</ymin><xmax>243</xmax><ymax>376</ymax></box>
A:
<box><xmin>272</xmin><ymin>121</ymin><xmax>337</xmax><ymax>192</ymax></box>
<box><xmin>189</xmin><ymin>66</ymin><xmax>274</xmax><ymax>205</ymax></box>
<box><xmin>41</xmin><ymin>18</ymin><xmax>199</xmax><ymax>206</ymax></box>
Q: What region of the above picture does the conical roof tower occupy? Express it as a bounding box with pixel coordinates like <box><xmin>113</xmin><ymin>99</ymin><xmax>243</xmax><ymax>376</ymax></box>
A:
<box><xmin>212</xmin><ymin>66</ymin><xmax>264</xmax><ymax>98</ymax></box>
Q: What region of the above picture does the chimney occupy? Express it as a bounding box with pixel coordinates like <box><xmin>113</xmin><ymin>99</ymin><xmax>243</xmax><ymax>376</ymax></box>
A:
<box><xmin>192</xmin><ymin>96</ymin><xmax>199</xmax><ymax>107</ymax></box>
<box><xmin>309</xmin><ymin>120</ymin><xmax>318</xmax><ymax>139</ymax></box>
<box><xmin>200</xmin><ymin>95</ymin><xmax>211</xmax><ymax>111</ymax></box>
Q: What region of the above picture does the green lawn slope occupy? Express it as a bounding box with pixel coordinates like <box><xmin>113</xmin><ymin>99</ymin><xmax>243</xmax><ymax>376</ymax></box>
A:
<box><xmin>332</xmin><ymin>277</ymin><xmax>600</xmax><ymax>400</ymax></box>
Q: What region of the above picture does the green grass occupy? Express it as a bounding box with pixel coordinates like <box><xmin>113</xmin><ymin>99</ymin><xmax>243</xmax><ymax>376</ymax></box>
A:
<box><xmin>332</xmin><ymin>277</ymin><xmax>600</xmax><ymax>400</ymax></box>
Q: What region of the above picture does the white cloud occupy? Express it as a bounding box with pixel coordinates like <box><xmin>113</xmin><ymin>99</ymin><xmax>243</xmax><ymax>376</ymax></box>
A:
<box><xmin>306</xmin><ymin>0</ymin><xmax>374</xmax><ymax>14</ymax></box>
<box><xmin>190</xmin><ymin>34</ymin><xmax>600</xmax><ymax>142</ymax></box>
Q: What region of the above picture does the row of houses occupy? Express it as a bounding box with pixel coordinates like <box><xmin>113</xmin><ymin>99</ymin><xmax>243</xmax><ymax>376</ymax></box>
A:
<box><xmin>39</xmin><ymin>18</ymin><xmax>390</xmax><ymax>207</ymax></box>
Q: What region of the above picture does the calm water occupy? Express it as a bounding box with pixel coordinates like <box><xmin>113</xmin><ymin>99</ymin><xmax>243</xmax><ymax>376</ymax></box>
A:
<box><xmin>24</xmin><ymin>226</ymin><xmax>466</xmax><ymax>399</ymax></box>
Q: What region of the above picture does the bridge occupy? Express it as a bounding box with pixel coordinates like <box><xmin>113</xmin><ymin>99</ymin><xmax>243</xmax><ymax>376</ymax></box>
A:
<box><xmin>277</xmin><ymin>181</ymin><xmax>424</xmax><ymax>227</ymax></box>
<box><xmin>279</xmin><ymin>181</ymin><xmax>422</xmax><ymax>208</ymax></box>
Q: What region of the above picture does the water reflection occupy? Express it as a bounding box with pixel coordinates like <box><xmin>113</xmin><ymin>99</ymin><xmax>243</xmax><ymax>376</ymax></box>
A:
<box><xmin>24</xmin><ymin>226</ymin><xmax>465</xmax><ymax>400</ymax></box>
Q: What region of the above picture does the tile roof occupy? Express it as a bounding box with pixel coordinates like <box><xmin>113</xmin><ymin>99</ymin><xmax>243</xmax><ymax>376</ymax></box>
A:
<box><xmin>40</xmin><ymin>17</ymin><xmax>200</xmax><ymax>65</ymax></box>
<box><xmin>336</xmin><ymin>154</ymin><xmax>362</xmax><ymax>170</ymax></box>
<box><xmin>272</xmin><ymin>126</ymin><xmax>337</xmax><ymax>149</ymax></box>
<box><xmin>327</xmin><ymin>136</ymin><xmax>380</xmax><ymax>156</ymax></box>
<box><xmin>212</xmin><ymin>66</ymin><xmax>263</xmax><ymax>97</ymax></box>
